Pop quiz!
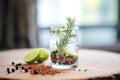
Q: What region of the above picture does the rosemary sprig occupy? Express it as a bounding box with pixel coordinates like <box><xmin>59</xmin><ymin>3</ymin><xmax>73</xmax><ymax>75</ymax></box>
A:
<box><xmin>52</xmin><ymin>17</ymin><xmax>76</xmax><ymax>53</ymax></box>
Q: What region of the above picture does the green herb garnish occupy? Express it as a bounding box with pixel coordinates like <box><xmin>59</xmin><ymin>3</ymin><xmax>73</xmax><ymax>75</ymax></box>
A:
<box><xmin>52</xmin><ymin>17</ymin><xmax>76</xmax><ymax>53</ymax></box>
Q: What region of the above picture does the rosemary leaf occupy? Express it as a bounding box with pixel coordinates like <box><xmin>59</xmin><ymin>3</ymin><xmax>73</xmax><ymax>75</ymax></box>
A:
<box><xmin>54</xmin><ymin>17</ymin><xmax>76</xmax><ymax>53</ymax></box>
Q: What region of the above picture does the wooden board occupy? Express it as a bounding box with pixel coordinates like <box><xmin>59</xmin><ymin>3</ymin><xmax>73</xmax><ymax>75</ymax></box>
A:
<box><xmin>0</xmin><ymin>49</ymin><xmax>120</xmax><ymax>80</ymax></box>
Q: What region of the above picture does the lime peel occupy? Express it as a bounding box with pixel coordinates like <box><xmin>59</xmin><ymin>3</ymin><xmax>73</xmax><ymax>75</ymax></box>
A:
<box><xmin>63</xmin><ymin>50</ymin><xmax>78</xmax><ymax>58</ymax></box>
<box><xmin>37</xmin><ymin>48</ymin><xmax>49</xmax><ymax>63</ymax></box>
<box><xmin>24</xmin><ymin>49</ymin><xmax>40</xmax><ymax>64</ymax></box>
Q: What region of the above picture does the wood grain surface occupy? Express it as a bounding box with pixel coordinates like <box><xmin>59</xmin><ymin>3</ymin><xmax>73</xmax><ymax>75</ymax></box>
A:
<box><xmin>0</xmin><ymin>48</ymin><xmax>120</xmax><ymax>80</ymax></box>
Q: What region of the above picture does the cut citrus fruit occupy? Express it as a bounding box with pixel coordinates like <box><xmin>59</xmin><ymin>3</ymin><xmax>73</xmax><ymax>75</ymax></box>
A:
<box><xmin>24</xmin><ymin>49</ymin><xmax>40</xmax><ymax>64</ymax></box>
<box><xmin>64</xmin><ymin>50</ymin><xmax>78</xmax><ymax>58</ymax></box>
<box><xmin>37</xmin><ymin>48</ymin><xmax>49</xmax><ymax>63</ymax></box>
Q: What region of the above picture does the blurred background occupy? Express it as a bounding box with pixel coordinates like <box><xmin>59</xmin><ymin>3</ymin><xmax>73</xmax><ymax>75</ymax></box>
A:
<box><xmin>0</xmin><ymin>0</ymin><xmax>120</xmax><ymax>52</ymax></box>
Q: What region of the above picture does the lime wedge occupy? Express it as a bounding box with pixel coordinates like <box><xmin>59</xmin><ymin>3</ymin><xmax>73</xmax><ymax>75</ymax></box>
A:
<box><xmin>37</xmin><ymin>48</ymin><xmax>49</xmax><ymax>63</ymax></box>
<box><xmin>24</xmin><ymin>49</ymin><xmax>40</xmax><ymax>64</ymax></box>
<box><xmin>64</xmin><ymin>50</ymin><xmax>78</xmax><ymax>58</ymax></box>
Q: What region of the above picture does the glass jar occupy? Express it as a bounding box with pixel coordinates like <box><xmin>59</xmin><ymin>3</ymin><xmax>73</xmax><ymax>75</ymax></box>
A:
<box><xmin>50</xmin><ymin>26</ymin><xmax>79</xmax><ymax>69</ymax></box>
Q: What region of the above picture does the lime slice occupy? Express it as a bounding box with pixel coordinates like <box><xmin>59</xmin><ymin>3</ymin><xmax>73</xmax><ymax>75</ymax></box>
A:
<box><xmin>64</xmin><ymin>50</ymin><xmax>78</xmax><ymax>58</ymax></box>
<box><xmin>24</xmin><ymin>49</ymin><xmax>40</xmax><ymax>64</ymax></box>
<box><xmin>37</xmin><ymin>48</ymin><xmax>49</xmax><ymax>63</ymax></box>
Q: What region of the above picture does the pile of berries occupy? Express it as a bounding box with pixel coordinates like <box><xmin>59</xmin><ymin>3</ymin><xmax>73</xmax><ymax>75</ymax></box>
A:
<box><xmin>6</xmin><ymin>62</ymin><xmax>29</xmax><ymax>74</ymax></box>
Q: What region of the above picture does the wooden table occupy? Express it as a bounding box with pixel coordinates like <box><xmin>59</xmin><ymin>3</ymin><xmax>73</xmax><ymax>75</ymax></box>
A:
<box><xmin>0</xmin><ymin>48</ymin><xmax>120</xmax><ymax>80</ymax></box>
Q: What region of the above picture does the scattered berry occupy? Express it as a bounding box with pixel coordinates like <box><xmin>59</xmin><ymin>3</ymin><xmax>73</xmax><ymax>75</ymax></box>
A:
<box><xmin>29</xmin><ymin>66</ymin><xmax>32</xmax><ymax>69</ymax></box>
<box><xmin>21</xmin><ymin>66</ymin><xmax>24</xmax><ymax>70</ymax></box>
<box><xmin>12</xmin><ymin>62</ymin><xmax>15</xmax><ymax>65</ymax></box>
<box><xmin>15</xmin><ymin>66</ymin><xmax>19</xmax><ymax>70</ymax></box>
<box><xmin>7</xmin><ymin>68</ymin><xmax>10</xmax><ymax>71</ymax></box>
<box><xmin>24</xmin><ymin>68</ymin><xmax>28</xmax><ymax>72</ymax></box>
<box><xmin>11</xmin><ymin>68</ymin><xmax>15</xmax><ymax>72</ymax></box>
<box><xmin>6</xmin><ymin>68</ymin><xmax>10</xmax><ymax>74</ymax></box>
<box><xmin>17</xmin><ymin>63</ymin><xmax>22</xmax><ymax>66</ymax></box>
<box><xmin>7</xmin><ymin>71</ymin><xmax>11</xmax><ymax>74</ymax></box>
<box><xmin>34</xmin><ymin>70</ymin><xmax>39</xmax><ymax>74</ymax></box>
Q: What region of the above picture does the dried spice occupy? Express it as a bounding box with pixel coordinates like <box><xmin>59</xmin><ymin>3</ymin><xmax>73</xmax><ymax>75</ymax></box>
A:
<box><xmin>30</xmin><ymin>64</ymin><xmax>62</xmax><ymax>75</ymax></box>
<box><xmin>51</xmin><ymin>50</ymin><xmax>77</xmax><ymax>65</ymax></box>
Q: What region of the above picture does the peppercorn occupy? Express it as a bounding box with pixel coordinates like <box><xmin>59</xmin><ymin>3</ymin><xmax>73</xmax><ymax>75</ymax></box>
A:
<box><xmin>12</xmin><ymin>62</ymin><xmax>15</xmax><ymax>65</ymax></box>
<box><xmin>17</xmin><ymin>63</ymin><xmax>22</xmax><ymax>66</ymax></box>
<box><xmin>15</xmin><ymin>66</ymin><xmax>19</xmax><ymax>70</ymax></box>
<box><xmin>52</xmin><ymin>51</ymin><xmax>56</xmax><ymax>54</ymax></box>
<box><xmin>11</xmin><ymin>68</ymin><xmax>15</xmax><ymax>72</ymax></box>
<box><xmin>21</xmin><ymin>66</ymin><xmax>24</xmax><ymax>70</ymax></box>
<box><xmin>15</xmin><ymin>64</ymin><xmax>19</xmax><ymax>66</ymax></box>
<box><xmin>6</xmin><ymin>68</ymin><xmax>10</xmax><ymax>74</ymax></box>
<box><xmin>34</xmin><ymin>70</ymin><xmax>39</xmax><ymax>74</ymax></box>
<box><xmin>7</xmin><ymin>70</ymin><xmax>11</xmax><ymax>74</ymax></box>
<box><xmin>29</xmin><ymin>66</ymin><xmax>32</xmax><ymax>69</ymax></box>
<box><xmin>24</xmin><ymin>68</ymin><xmax>28</xmax><ymax>72</ymax></box>
<box><xmin>7</xmin><ymin>68</ymin><xmax>10</xmax><ymax>71</ymax></box>
<box><xmin>15</xmin><ymin>63</ymin><xmax>21</xmax><ymax>67</ymax></box>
